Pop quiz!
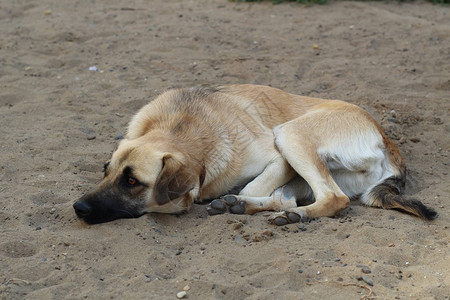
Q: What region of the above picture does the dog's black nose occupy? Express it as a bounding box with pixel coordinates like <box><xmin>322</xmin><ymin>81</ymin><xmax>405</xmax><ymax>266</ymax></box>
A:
<box><xmin>73</xmin><ymin>201</ymin><xmax>92</xmax><ymax>218</ymax></box>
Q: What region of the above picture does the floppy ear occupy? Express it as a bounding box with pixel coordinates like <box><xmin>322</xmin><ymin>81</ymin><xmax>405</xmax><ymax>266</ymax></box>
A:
<box><xmin>154</xmin><ymin>155</ymin><xmax>196</xmax><ymax>205</ymax></box>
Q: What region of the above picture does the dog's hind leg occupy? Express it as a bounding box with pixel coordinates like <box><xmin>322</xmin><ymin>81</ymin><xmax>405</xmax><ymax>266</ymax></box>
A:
<box><xmin>268</xmin><ymin>114</ymin><xmax>351</xmax><ymax>225</ymax></box>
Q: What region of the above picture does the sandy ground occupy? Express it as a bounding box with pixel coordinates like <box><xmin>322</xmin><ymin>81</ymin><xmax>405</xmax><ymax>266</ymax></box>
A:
<box><xmin>0</xmin><ymin>0</ymin><xmax>449</xmax><ymax>299</ymax></box>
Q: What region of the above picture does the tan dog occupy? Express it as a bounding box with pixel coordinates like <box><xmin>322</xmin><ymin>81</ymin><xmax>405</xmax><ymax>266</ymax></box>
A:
<box><xmin>73</xmin><ymin>84</ymin><xmax>436</xmax><ymax>225</ymax></box>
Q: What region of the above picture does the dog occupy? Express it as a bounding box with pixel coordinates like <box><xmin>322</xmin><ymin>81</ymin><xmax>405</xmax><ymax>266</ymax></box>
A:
<box><xmin>73</xmin><ymin>84</ymin><xmax>437</xmax><ymax>225</ymax></box>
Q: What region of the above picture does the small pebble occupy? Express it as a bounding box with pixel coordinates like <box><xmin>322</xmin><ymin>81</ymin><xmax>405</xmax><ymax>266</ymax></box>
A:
<box><xmin>357</xmin><ymin>276</ymin><xmax>374</xmax><ymax>286</ymax></box>
<box><xmin>183</xmin><ymin>285</ymin><xmax>190</xmax><ymax>291</ymax></box>
<box><xmin>361</xmin><ymin>266</ymin><xmax>371</xmax><ymax>274</ymax></box>
<box><xmin>87</xmin><ymin>135</ymin><xmax>96</xmax><ymax>140</ymax></box>
<box><xmin>297</xmin><ymin>224</ymin><xmax>307</xmax><ymax>231</ymax></box>
<box><xmin>362</xmin><ymin>276</ymin><xmax>374</xmax><ymax>286</ymax></box>
<box><xmin>388</xmin><ymin>118</ymin><xmax>398</xmax><ymax>123</ymax></box>
<box><xmin>234</xmin><ymin>235</ymin><xmax>248</xmax><ymax>245</ymax></box>
<box><xmin>262</xmin><ymin>230</ymin><xmax>273</xmax><ymax>237</ymax></box>
<box><xmin>177</xmin><ymin>291</ymin><xmax>187</xmax><ymax>299</ymax></box>
<box><xmin>298</xmin><ymin>269</ymin><xmax>303</xmax><ymax>273</ymax></box>
<box><xmin>233</xmin><ymin>222</ymin><xmax>243</xmax><ymax>230</ymax></box>
<box><xmin>388</xmin><ymin>243</ymin><xmax>395</xmax><ymax>247</ymax></box>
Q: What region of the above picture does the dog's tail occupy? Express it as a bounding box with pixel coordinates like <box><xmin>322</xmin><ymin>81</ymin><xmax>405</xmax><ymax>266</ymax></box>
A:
<box><xmin>362</xmin><ymin>175</ymin><xmax>437</xmax><ymax>220</ymax></box>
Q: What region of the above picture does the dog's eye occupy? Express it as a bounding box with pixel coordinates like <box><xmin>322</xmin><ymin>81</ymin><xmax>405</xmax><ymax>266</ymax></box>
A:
<box><xmin>127</xmin><ymin>177</ymin><xmax>138</xmax><ymax>185</ymax></box>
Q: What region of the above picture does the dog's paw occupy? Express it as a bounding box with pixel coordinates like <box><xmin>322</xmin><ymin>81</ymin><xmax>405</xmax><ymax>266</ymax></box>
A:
<box><xmin>206</xmin><ymin>195</ymin><xmax>246</xmax><ymax>216</ymax></box>
<box><xmin>223</xmin><ymin>195</ymin><xmax>246</xmax><ymax>214</ymax></box>
<box><xmin>268</xmin><ymin>210</ymin><xmax>308</xmax><ymax>226</ymax></box>
<box><xmin>206</xmin><ymin>199</ymin><xmax>227</xmax><ymax>215</ymax></box>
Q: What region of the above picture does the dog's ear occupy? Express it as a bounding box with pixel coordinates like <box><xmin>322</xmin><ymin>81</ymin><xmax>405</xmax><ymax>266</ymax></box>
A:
<box><xmin>154</xmin><ymin>154</ymin><xmax>195</xmax><ymax>205</ymax></box>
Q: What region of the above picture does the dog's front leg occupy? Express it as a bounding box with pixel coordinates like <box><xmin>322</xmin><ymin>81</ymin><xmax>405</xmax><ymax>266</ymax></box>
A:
<box><xmin>206</xmin><ymin>156</ymin><xmax>297</xmax><ymax>216</ymax></box>
<box><xmin>239</xmin><ymin>156</ymin><xmax>295</xmax><ymax>197</ymax></box>
<box><xmin>206</xmin><ymin>192</ymin><xmax>298</xmax><ymax>216</ymax></box>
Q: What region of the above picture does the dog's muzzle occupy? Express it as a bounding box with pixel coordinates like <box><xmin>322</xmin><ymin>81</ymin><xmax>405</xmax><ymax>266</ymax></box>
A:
<box><xmin>73</xmin><ymin>188</ymin><xmax>144</xmax><ymax>224</ymax></box>
<box><xmin>73</xmin><ymin>201</ymin><xmax>93</xmax><ymax>218</ymax></box>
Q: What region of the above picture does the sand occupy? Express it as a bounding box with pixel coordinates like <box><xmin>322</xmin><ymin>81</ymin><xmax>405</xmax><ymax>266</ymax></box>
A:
<box><xmin>0</xmin><ymin>0</ymin><xmax>449</xmax><ymax>299</ymax></box>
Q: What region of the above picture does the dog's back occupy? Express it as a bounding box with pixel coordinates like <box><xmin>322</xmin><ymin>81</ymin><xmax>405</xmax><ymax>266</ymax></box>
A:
<box><xmin>125</xmin><ymin>86</ymin><xmax>298</xmax><ymax>199</ymax></box>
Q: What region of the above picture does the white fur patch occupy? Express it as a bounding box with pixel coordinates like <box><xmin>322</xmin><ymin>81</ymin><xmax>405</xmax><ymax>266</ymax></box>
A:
<box><xmin>318</xmin><ymin>128</ymin><xmax>394</xmax><ymax>198</ymax></box>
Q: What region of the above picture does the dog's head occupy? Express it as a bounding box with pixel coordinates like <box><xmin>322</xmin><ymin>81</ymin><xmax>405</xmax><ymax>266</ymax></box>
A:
<box><xmin>73</xmin><ymin>138</ymin><xmax>200</xmax><ymax>224</ymax></box>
